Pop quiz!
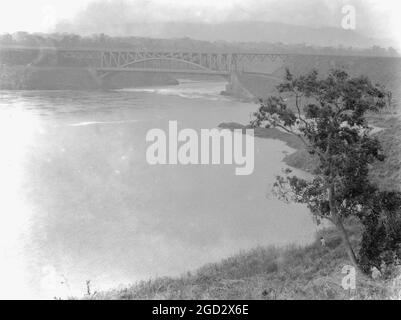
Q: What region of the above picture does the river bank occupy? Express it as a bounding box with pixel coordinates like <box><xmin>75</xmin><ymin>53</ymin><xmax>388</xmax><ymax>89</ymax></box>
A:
<box><xmin>83</xmin><ymin>220</ymin><xmax>400</xmax><ymax>300</ymax></box>
<box><xmin>0</xmin><ymin>66</ymin><xmax>178</xmax><ymax>90</ymax></box>
<box><xmin>219</xmin><ymin>113</ymin><xmax>401</xmax><ymax>190</ymax></box>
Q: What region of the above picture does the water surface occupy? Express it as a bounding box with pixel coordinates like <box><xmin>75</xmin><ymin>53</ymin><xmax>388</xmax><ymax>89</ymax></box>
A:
<box><xmin>0</xmin><ymin>80</ymin><xmax>315</xmax><ymax>298</ymax></box>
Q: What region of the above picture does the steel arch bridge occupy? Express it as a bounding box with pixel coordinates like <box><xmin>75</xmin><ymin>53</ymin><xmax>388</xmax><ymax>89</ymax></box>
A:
<box><xmin>94</xmin><ymin>50</ymin><xmax>291</xmax><ymax>78</ymax></box>
<box><xmin>0</xmin><ymin>46</ymin><xmax>291</xmax><ymax>79</ymax></box>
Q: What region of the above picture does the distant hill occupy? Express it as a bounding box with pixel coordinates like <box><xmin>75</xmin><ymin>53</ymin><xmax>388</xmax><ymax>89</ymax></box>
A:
<box><xmin>139</xmin><ymin>21</ymin><xmax>393</xmax><ymax>48</ymax></box>
<box><xmin>1</xmin><ymin>30</ymin><xmax>398</xmax><ymax>58</ymax></box>
<box><xmin>54</xmin><ymin>20</ymin><xmax>396</xmax><ymax>50</ymax></box>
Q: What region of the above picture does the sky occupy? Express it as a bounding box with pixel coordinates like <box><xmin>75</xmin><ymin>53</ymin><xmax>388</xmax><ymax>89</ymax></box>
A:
<box><xmin>0</xmin><ymin>0</ymin><xmax>400</xmax><ymax>45</ymax></box>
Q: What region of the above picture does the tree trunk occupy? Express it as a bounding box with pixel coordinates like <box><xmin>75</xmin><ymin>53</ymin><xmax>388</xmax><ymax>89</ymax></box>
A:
<box><xmin>328</xmin><ymin>185</ymin><xmax>362</xmax><ymax>273</ymax></box>
<box><xmin>334</xmin><ymin>218</ymin><xmax>359</xmax><ymax>269</ymax></box>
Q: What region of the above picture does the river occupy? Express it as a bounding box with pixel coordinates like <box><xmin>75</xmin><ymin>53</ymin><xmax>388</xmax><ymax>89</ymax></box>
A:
<box><xmin>0</xmin><ymin>79</ymin><xmax>315</xmax><ymax>299</ymax></box>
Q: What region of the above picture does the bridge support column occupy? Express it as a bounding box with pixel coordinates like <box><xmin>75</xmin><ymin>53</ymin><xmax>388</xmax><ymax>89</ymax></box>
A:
<box><xmin>224</xmin><ymin>71</ymin><xmax>254</xmax><ymax>101</ymax></box>
<box><xmin>87</xmin><ymin>68</ymin><xmax>103</xmax><ymax>88</ymax></box>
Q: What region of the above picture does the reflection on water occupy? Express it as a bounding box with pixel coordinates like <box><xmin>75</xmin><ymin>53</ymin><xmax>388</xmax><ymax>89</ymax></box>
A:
<box><xmin>0</xmin><ymin>80</ymin><xmax>315</xmax><ymax>298</ymax></box>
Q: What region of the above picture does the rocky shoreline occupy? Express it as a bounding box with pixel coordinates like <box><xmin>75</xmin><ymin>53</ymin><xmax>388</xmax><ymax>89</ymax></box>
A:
<box><xmin>218</xmin><ymin>121</ymin><xmax>318</xmax><ymax>173</ymax></box>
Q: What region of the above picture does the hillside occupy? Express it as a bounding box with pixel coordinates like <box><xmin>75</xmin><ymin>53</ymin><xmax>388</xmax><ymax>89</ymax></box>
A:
<box><xmin>83</xmin><ymin>220</ymin><xmax>399</xmax><ymax>300</ymax></box>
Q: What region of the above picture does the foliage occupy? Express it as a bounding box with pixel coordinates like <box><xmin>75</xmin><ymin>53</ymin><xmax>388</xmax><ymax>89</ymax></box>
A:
<box><xmin>358</xmin><ymin>191</ymin><xmax>401</xmax><ymax>275</ymax></box>
<box><xmin>0</xmin><ymin>32</ymin><xmax>399</xmax><ymax>57</ymax></box>
<box><xmin>251</xmin><ymin>68</ymin><xmax>401</xmax><ymax>272</ymax></box>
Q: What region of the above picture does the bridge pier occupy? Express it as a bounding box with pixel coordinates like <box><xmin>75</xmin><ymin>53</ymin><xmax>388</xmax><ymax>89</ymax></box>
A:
<box><xmin>224</xmin><ymin>71</ymin><xmax>255</xmax><ymax>101</ymax></box>
<box><xmin>88</xmin><ymin>68</ymin><xmax>103</xmax><ymax>87</ymax></box>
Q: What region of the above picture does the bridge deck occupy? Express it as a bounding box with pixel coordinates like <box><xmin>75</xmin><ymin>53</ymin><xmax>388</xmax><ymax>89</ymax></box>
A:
<box><xmin>2</xmin><ymin>45</ymin><xmax>397</xmax><ymax>79</ymax></box>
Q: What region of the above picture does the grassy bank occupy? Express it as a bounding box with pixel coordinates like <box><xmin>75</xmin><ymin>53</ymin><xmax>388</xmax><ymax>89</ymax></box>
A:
<box><xmin>81</xmin><ymin>113</ymin><xmax>400</xmax><ymax>300</ymax></box>
<box><xmin>84</xmin><ymin>220</ymin><xmax>399</xmax><ymax>300</ymax></box>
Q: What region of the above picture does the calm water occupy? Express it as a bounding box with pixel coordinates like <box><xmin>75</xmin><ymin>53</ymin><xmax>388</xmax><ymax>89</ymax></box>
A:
<box><xmin>0</xmin><ymin>79</ymin><xmax>315</xmax><ymax>298</ymax></box>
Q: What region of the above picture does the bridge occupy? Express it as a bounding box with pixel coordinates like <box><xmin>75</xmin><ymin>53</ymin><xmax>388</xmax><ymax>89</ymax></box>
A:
<box><xmin>0</xmin><ymin>45</ymin><xmax>291</xmax><ymax>79</ymax></box>
<box><xmin>95</xmin><ymin>50</ymin><xmax>289</xmax><ymax>79</ymax></box>
<box><xmin>3</xmin><ymin>45</ymin><xmax>396</xmax><ymax>99</ymax></box>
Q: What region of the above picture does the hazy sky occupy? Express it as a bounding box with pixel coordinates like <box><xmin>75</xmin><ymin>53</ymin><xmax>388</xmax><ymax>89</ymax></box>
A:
<box><xmin>0</xmin><ymin>0</ymin><xmax>400</xmax><ymax>44</ymax></box>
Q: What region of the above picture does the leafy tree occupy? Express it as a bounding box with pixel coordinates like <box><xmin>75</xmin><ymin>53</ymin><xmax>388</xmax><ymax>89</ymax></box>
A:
<box><xmin>251</xmin><ymin>68</ymin><xmax>401</xmax><ymax>273</ymax></box>
<box><xmin>358</xmin><ymin>191</ymin><xmax>401</xmax><ymax>274</ymax></box>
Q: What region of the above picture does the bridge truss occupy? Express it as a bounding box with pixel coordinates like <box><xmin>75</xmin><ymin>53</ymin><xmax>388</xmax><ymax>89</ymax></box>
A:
<box><xmin>57</xmin><ymin>49</ymin><xmax>292</xmax><ymax>77</ymax></box>
<box><xmin>0</xmin><ymin>45</ymin><xmax>295</xmax><ymax>77</ymax></box>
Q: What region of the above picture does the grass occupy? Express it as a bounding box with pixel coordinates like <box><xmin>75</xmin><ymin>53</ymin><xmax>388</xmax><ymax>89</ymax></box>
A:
<box><xmin>84</xmin><ymin>220</ymin><xmax>400</xmax><ymax>300</ymax></box>
<box><xmin>368</xmin><ymin>114</ymin><xmax>401</xmax><ymax>191</ymax></box>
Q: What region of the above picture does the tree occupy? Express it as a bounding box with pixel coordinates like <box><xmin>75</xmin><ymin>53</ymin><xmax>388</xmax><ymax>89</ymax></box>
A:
<box><xmin>251</xmin><ymin>68</ymin><xmax>401</xmax><ymax>273</ymax></box>
<box><xmin>358</xmin><ymin>191</ymin><xmax>401</xmax><ymax>274</ymax></box>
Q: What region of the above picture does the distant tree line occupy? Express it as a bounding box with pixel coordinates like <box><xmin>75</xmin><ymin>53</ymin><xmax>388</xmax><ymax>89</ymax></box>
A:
<box><xmin>0</xmin><ymin>32</ymin><xmax>399</xmax><ymax>57</ymax></box>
